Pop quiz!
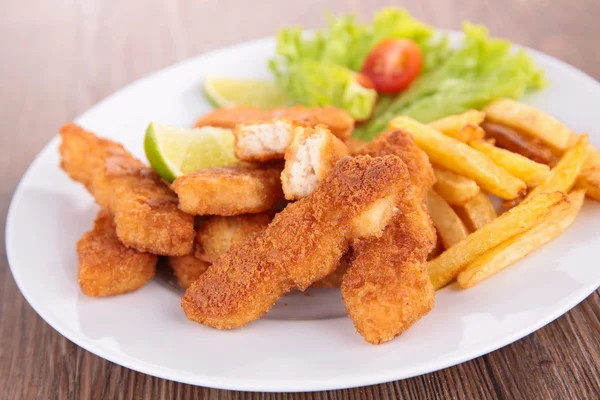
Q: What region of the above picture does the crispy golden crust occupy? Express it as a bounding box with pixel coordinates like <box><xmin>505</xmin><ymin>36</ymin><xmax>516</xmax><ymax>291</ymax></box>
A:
<box><xmin>356</xmin><ymin>130</ymin><xmax>435</xmax><ymax>198</ymax></box>
<box><xmin>310</xmin><ymin>253</ymin><xmax>351</xmax><ymax>288</ymax></box>
<box><xmin>171</xmin><ymin>163</ymin><xmax>284</xmax><ymax>216</ymax></box>
<box><xmin>195</xmin><ymin>106</ymin><xmax>354</xmax><ymax>140</ymax></box>
<box><xmin>77</xmin><ymin>210</ymin><xmax>158</xmax><ymax>297</ymax></box>
<box><xmin>195</xmin><ymin>213</ymin><xmax>273</xmax><ymax>262</ymax></box>
<box><xmin>59</xmin><ymin>123</ymin><xmax>195</xmax><ymax>256</ymax></box>
<box><xmin>281</xmin><ymin>125</ymin><xmax>349</xmax><ymax>200</ymax></box>
<box><xmin>342</xmin><ymin>131</ymin><xmax>436</xmax><ymax>344</ymax></box>
<box><xmin>181</xmin><ymin>155</ymin><xmax>409</xmax><ymax>329</ymax></box>
<box><xmin>167</xmin><ymin>255</ymin><xmax>211</xmax><ymax>289</ymax></box>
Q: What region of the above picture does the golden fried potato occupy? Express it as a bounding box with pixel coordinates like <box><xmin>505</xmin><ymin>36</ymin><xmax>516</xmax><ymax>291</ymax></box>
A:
<box><xmin>457</xmin><ymin>188</ymin><xmax>586</xmax><ymax>288</ymax></box>
<box><xmin>454</xmin><ymin>191</ymin><xmax>497</xmax><ymax>231</ymax></box>
<box><xmin>484</xmin><ymin>99</ymin><xmax>573</xmax><ymax>153</ymax></box>
<box><xmin>428</xmin><ymin>191</ymin><xmax>570</xmax><ymax>289</ymax></box>
<box><xmin>526</xmin><ymin>135</ymin><xmax>588</xmax><ymax>200</ymax></box>
<box><xmin>470</xmin><ymin>139</ymin><xmax>550</xmax><ymax>187</ymax></box>
<box><xmin>482</xmin><ymin>121</ymin><xmax>555</xmax><ymax>165</ymax></box>
<box><xmin>433</xmin><ymin>167</ymin><xmax>480</xmax><ymax>206</ymax></box>
<box><xmin>426</xmin><ymin>190</ymin><xmax>469</xmax><ymax>249</ymax></box>
<box><xmin>429</xmin><ymin>110</ymin><xmax>486</xmax><ymax>140</ymax></box>
<box><xmin>390</xmin><ymin>116</ymin><xmax>526</xmax><ymax>199</ymax></box>
<box><xmin>577</xmin><ymin>142</ymin><xmax>600</xmax><ymax>201</ymax></box>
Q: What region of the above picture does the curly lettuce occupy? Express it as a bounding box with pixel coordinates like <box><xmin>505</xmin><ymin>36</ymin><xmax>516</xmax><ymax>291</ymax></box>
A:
<box><xmin>269</xmin><ymin>8</ymin><xmax>546</xmax><ymax>137</ymax></box>
<box><xmin>269</xmin><ymin>8</ymin><xmax>447</xmax><ymax>119</ymax></box>
<box><xmin>354</xmin><ymin>24</ymin><xmax>547</xmax><ymax>140</ymax></box>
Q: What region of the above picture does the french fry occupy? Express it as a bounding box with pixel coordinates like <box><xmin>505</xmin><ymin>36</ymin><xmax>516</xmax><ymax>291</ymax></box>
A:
<box><xmin>455</xmin><ymin>191</ymin><xmax>498</xmax><ymax>231</ymax></box>
<box><xmin>469</xmin><ymin>139</ymin><xmax>550</xmax><ymax>187</ymax></box>
<box><xmin>426</xmin><ymin>190</ymin><xmax>469</xmax><ymax>249</ymax></box>
<box><xmin>457</xmin><ymin>188</ymin><xmax>586</xmax><ymax>288</ymax></box>
<box><xmin>526</xmin><ymin>135</ymin><xmax>588</xmax><ymax>200</ymax></box>
<box><xmin>429</xmin><ymin>110</ymin><xmax>486</xmax><ymax>139</ymax></box>
<box><xmin>577</xmin><ymin>143</ymin><xmax>600</xmax><ymax>201</ymax></box>
<box><xmin>389</xmin><ymin>116</ymin><xmax>526</xmax><ymax>199</ymax></box>
<box><xmin>483</xmin><ymin>99</ymin><xmax>573</xmax><ymax>152</ymax></box>
<box><xmin>455</xmin><ymin>124</ymin><xmax>486</xmax><ymax>142</ymax></box>
<box><xmin>482</xmin><ymin>121</ymin><xmax>554</xmax><ymax>165</ymax></box>
<box><xmin>428</xmin><ymin>191</ymin><xmax>570</xmax><ymax>290</ymax></box>
<box><xmin>433</xmin><ymin>167</ymin><xmax>480</xmax><ymax>206</ymax></box>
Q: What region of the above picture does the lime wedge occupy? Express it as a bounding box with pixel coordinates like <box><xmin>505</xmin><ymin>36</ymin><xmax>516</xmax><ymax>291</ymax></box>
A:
<box><xmin>203</xmin><ymin>76</ymin><xmax>289</xmax><ymax>108</ymax></box>
<box><xmin>144</xmin><ymin>123</ymin><xmax>238</xmax><ymax>182</ymax></box>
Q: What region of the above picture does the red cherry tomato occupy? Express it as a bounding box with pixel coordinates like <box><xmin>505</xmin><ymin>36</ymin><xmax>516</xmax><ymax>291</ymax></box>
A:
<box><xmin>361</xmin><ymin>39</ymin><xmax>423</xmax><ymax>94</ymax></box>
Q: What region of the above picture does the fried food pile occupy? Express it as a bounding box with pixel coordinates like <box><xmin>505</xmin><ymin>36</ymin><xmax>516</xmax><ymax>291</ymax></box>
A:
<box><xmin>59</xmin><ymin>100</ymin><xmax>600</xmax><ymax>344</ymax></box>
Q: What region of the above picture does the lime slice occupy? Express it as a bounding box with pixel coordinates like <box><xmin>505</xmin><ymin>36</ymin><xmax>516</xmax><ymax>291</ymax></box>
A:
<box><xmin>203</xmin><ymin>76</ymin><xmax>289</xmax><ymax>108</ymax></box>
<box><xmin>144</xmin><ymin>123</ymin><xmax>238</xmax><ymax>182</ymax></box>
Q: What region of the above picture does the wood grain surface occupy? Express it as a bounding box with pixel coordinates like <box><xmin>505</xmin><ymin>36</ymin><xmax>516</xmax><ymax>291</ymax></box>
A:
<box><xmin>2</xmin><ymin>0</ymin><xmax>599</xmax><ymax>398</ymax></box>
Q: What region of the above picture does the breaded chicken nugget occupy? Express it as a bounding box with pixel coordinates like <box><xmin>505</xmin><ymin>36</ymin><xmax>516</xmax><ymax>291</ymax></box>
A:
<box><xmin>60</xmin><ymin>123</ymin><xmax>195</xmax><ymax>256</ymax></box>
<box><xmin>234</xmin><ymin>118</ymin><xmax>307</xmax><ymax>162</ymax></box>
<box><xmin>281</xmin><ymin>124</ymin><xmax>349</xmax><ymax>200</ymax></box>
<box><xmin>342</xmin><ymin>130</ymin><xmax>436</xmax><ymax>344</ymax></box>
<box><xmin>77</xmin><ymin>210</ymin><xmax>158</xmax><ymax>297</ymax></box>
<box><xmin>171</xmin><ymin>163</ymin><xmax>284</xmax><ymax>216</ymax></box>
<box><xmin>355</xmin><ymin>130</ymin><xmax>435</xmax><ymax>198</ymax></box>
<box><xmin>195</xmin><ymin>213</ymin><xmax>273</xmax><ymax>262</ymax></box>
<box><xmin>195</xmin><ymin>105</ymin><xmax>354</xmax><ymax>140</ymax></box>
<box><xmin>181</xmin><ymin>155</ymin><xmax>409</xmax><ymax>329</ymax></box>
<box><xmin>167</xmin><ymin>255</ymin><xmax>211</xmax><ymax>289</ymax></box>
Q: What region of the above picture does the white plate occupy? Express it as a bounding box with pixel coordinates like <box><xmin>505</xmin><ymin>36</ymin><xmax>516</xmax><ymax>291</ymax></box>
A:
<box><xmin>6</xmin><ymin>32</ymin><xmax>600</xmax><ymax>392</ymax></box>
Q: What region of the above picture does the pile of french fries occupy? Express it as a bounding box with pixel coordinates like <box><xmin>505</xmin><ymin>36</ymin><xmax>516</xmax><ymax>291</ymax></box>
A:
<box><xmin>389</xmin><ymin>99</ymin><xmax>600</xmax><ymax>289</ymax></box>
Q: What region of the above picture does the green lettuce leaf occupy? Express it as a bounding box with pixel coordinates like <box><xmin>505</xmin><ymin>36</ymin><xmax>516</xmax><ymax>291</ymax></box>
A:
<box><xmin>270</xmin><ymin>8</ymin><xmax>447</xmax><ymax>119</ymax></box>
<box><xmin>270</xmin><ymin>59</ymin><xmax>377</xmax><ymax>120</ymax></box>
<box><xmin>353</xmin><ymin>24</ymin><xmax>547</xmax><ymax>140</ymax></box>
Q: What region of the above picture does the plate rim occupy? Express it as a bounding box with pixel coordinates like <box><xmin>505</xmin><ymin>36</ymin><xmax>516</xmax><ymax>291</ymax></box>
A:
<box><xmin>6</xmin><ymin>31</ymin><xmax>600</xmax><ymax>392</ymax></box>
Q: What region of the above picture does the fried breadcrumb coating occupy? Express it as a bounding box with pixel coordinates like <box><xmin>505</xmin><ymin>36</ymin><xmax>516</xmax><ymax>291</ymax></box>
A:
<box><xmin>181</xmin><ymin>155</ymin><xmax>409</xmax><ymax>329</ymax></box>
<box><xmin>342</xmin><ymin>130</ymin><xmax>436</xmax><ymax>344</ymax></box>
<box><xmin>171</xmin><ymin>163</ymin><xmax>284</xmax><ymax>216</ymax></box>
<box><xmin>195</xmin><ymin>213</ymin><xmax>273</xmax><ymax>263</ymax></box>
<box><xmin>167</xmin><ymin>255</ymin><xmax>211</xmax><ymax>289</ymax></box>
<box><xmin>60</xmin><ymin>123</ymin><xmax>195</xmax><ymax>256</ymax></box>
<box><xmin>77</xmin><ymin>210</ymin><xmax>157</xmax><ymax>297</ymax></box>
<box><xmin>195</xmin><ymin>105</ymin><xmax>354</xmax><ymax>140</ymax></box>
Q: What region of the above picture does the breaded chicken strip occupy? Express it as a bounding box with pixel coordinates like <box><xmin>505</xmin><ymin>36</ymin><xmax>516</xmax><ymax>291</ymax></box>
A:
<box><xmin>195</xmin><ymin>213</ymin><xmax>273</xmax><ymax>262</ymax></box>
<box><xmin>234</xmin><ymin>118</ymin><xmax>307</xmax><ymax>162</ymax></box>
<box><xmin>310</xmin><ymin>253</ymin><xmax>351</xmax><ymax>289</ymax></box>
<box><xmin>195</xmin><ymin>105</ymin><xmax>354</xmax><ymax>140</ymax></box>
<box><xmin>167</xmin><ymin>255</ymin><xmax>211</xmax><ymax>289</ymax></box>
<box><xmin>181</xmin><ymin>155</ymin><xmax>409</xmax><ymax>329</ymax></box>
<box><xmin>60</xmin><ymin>123</ymin><xmax>195</xmax><ymax>256</ymax></box>
<box><xmin>171</xmin><ymin>163</ymin><xmax>284</xmax><ymax>216</ymax></box>
<box><xmin>194</xmin><ymin>212</ymin><xmax>344</xmax><ymax>288</ymax></box>
<box><xmin>355</xmin><ymin>130</ymin><xmax>435</xmax><ymax>198</ymax></box>
<box><xmin>77</xmin><ymin>210</ymin><xmax>157</xmax><ymax>297</ymax></box>
<box><xmin>342</xmin><ymin>130</ymin><xmax>436</xmax><ymax>344</ymax></box>
<box><xmin>281</xmin><ymin>124</ymin><xmax>349</xmax><ymax>200</ymax></box>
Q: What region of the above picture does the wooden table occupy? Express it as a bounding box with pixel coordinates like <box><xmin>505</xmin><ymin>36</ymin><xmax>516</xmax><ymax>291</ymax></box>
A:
<box><xmin>2</xmin><ymin>0</ymin><xmax>599</xmax><ymax>398</ymax></box>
